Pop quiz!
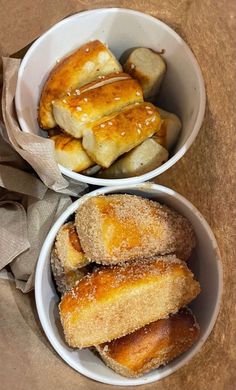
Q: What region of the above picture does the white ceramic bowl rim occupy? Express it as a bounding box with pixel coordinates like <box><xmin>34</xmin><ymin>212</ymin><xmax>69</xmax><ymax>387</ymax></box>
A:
<box><xmin>16</xmin><ymin>8</ymin><xmax>206</xmax><ymax>186</ymax></box>
<box><xmin>35</xmin><ymin>183</ymin><xmax>222</xmax><ymax>386</ymax></box>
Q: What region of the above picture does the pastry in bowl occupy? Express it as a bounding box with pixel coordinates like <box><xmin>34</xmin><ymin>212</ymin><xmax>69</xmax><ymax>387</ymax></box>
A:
<box><xmin>75</xmin><ymin>194</ymin><xmax>196</xmax><ymax>263</ymax></box>
<box><xmin>97</xmin><ymin>308</ymin><xmax>199</xmax><ymax>378</ymax></box>
<box><xmin>38</xmin><ymin>40</ymin><xmax>122</xmax><ymax>129</ymax></box>
<box><xmin>59</xmin><ymin>256</ymin><xmax>200</xmax><ymax>348</ymax></box>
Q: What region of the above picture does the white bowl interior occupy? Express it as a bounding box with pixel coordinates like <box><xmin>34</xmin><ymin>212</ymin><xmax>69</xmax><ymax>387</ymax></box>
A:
<box><xmin>35</xmin><ymin>184</ymin><xmax>222</xmax><ymax>386</ymax></box>
<box><xmin>16</xmin><ymin>8</ymin><xmax>205</xmax><ymax>186</ymax></box>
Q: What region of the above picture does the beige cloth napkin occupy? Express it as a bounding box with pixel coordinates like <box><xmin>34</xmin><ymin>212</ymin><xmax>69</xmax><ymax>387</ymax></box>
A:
<box><xmin>0</xmin><ymin>57</ymin><xmax>88</xmax><ymax>292</ymax></box>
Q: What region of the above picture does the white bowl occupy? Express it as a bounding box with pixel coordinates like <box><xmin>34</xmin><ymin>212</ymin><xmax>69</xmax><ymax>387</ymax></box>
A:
<box><xmin>16</xmin><ymin>8</ymin><xmax>206</xmax><ymax>187</ymax></box>
<box><xmin>35</xmin><ymin>183</ymin><xmax>222</xmax><ymax>386</ymax></box>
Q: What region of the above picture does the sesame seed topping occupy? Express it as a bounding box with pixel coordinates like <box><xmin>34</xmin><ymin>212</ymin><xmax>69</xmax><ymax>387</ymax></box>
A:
<box><xmin>114</xmin><ymin>97</ymin><xmax>121</xmax><ymax>100</ymax></box>
<box><xmin>75</xmin><ymin>89</ymin><xmax>80</xmax><ymax>95</ymax></box>
<box><xmin>130</xmin><ymin>63</ymin><xmax>135</xmax><ymax>69</ymax></box>
<box><xmin>81</xmin><ymin>114</ymin><xmax>88</xmax><ymax>121</ymax></box>
<box><xmin>145</xmin><ymin>106</ymin><xmax>150</xmax><ymax>109</ymax></box>
<box><xmin>76</xmin><ymin>106</ymin><xmax>82</xmax><ymax>111</ymax></box>
<box><xmin>84</xmin><ymin>97</ymin><xmax>88</xmax><ymax>102</ymax></box>
<box><xmin>121</xmin><ymin>131</ymin><xmax>125</xmax><ymax>136</ymax></box>
<box><xmin>137</xmin><ymin>128</ymin><xmax>141</xmax><ymax>134</ymax></box>
<box><xmin>51</xmin><ymin>100</ymin><xmax>55</xmax><ymax>104</ymax></box>
<box><xmin>67</xmin><ymin>91</ymin><xmax>71</xmax><ymax>96</ymax></box>
<box><xmin>138</xmin><ymin>123</ymin><xmax>142</xmax><ymax>128</ymax></box>
<box><xmin>136</xmin><ymin>91</ymin><xmax>141</xmax><ymax>96</ymax></box>
<box><xmin>151</xmin><ymin>117</ymin><xmax>156</xmax><ymax>122</ymax></box>
<box><xmin>108</xmin><ymin>121</ymin><xmax>113</xmax><ymax>125</ymax></box>
<box><xmin>62</xmin><ymin>99</ymin><xmax>67</xmax><ymax>103</ymax></box>
<box><xmin>135</xmin><ymin>102</ymin><xmax>140</xmax><ymax>105</ymax></box>
<box><xmin>56</xmin><ymin>58</ymin><xmax>60</xmax><ymax>63</ymax></box>
<box><xmin>147</xmin><ymin>110</ymin><xmax>153</xmax><ymax>115</ymax></box>
<box><xmin>100</xmin><ymin>123</ymin><xmax>105</xmax><ymax>128</ymax></box>
<box><xmin>85</xmin><ymin>48</ymin><xmax>90</xmax><ymax>52</ymax></box>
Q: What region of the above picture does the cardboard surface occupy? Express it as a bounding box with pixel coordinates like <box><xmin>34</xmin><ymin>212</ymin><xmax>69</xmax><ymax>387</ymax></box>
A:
<box><xmin>0</xmin><ymin>0</ymin><xmax>236</xmax><ymax>389</ymax></box>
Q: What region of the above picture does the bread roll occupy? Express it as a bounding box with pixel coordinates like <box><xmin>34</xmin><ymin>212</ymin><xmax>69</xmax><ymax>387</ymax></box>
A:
<box><xmin>75</xmin><ymin>194</ymin><xmax>196</xmax><ymax>264</ymax></box>
<box><xmin>124</xmin><ymin>48</ymin><xmax>166</xmax><ymax>98</ymax></box>
<box><xmin>51</xmin><ymin>249</ymin><xmax>88</xmax><ymax>294</ymax></box>
<box><xmin>59</xmin><ymin>256</ymin><xmax>200</xmax><ymax>348</ymax></box>
<box><xmin>38</xmin><ymin>40</ymin><xmax>122</xmax><ymax>129</ymax></box>
<box><xmin>52</xmin><ymin>78</ymin><xmax>143</xmax><ymax>138</ymax></box>
<box><xmin>98</xmin><ymin>138</ymin><xmax>168</xmax><ymax>178</ymax></box>
<box><xmin>82</xmin><ymin>103</ymin><xmax>161</xmax><ymax>168</ymax></box>
<box><xmin>50</xmin><ymin>134</ymin><xmax>94</xmax><ymax>172</ymax></box>
<box><xmin>97</xmin><ymin>308</ymin><xmax>200</xmax><ymax>377</ymax></box>
<box><xmin>154</xmin><ymin>107</ymin><xmax>182</xmax><ymax>150</ymax></box>
<box><xmin>54</xmin><ymin>222</ymin><xmax>89</xmax><ymax>270</ymax></box>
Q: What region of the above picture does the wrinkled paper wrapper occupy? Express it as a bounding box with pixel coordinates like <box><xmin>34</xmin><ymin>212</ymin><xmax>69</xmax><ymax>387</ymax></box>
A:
<box><xmin>0</xmin><ymin>58</ymin><xmax>88</xmax><ymax>292</ymax></box>
<box><xmin>0</xmin><ymin>1</ymin><xmax>235</xmax><ymax>389</ymax></box>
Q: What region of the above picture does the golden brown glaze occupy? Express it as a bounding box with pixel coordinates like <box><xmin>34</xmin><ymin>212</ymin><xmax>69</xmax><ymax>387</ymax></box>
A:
<box><xmin>38</xmin><ymin>40</ymin><xmax>122</xmax><ymax>129</ymax></box>
<box><xmin>97</xmin><ymin>308</ymin><xmax>199</xmax><ymax>377</ymax></box>
<box><xmin>52</xmin><ymin>78</ymin><xmax>143</xmax><ymax>138</ymax></box>
<box><xmin>75</xmin><ymin>194</ymin><xmax>196</xmax><ymax>264</ymax></box>
<box><xmin>59</xmin><ymin>256</ymin><xmax>200</xmax><ymax>348</ymax></box>
<box><xmin>51</xmin><ymin>134</ymin><xmax>94</xmax><ymax>172</ymax></box>
<box><xmin>82</xmin><ymin>102</ymin><xmax>161</xmax><ymax>167</ymax></box>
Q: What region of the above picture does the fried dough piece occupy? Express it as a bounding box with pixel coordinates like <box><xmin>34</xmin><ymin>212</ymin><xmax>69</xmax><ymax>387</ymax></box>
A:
<box><xmin>55</xmin><ymin>222</ymin><xmax>89</xmax><ymax>269</ymax></box>
<box><xmin>97</xmin><ymin>308</ymin><xmax>200</xmax><ymax>377</ymax></box>
<box><xmin>75</xmin><ymin>194</ymin><xmax>196</xmax><ymax>264</ymax></box>
<box><xmin>51</xmin><ymin>221</ymin><xmax>90</xmax><ymax>293</ymax></box>
<box><xmin>98</xmin><ymin>138</ymin><xmax>168</xmax><ymax>178</ymax></box>
<box><xmin>59</xmin><ymin>256</ymin><xmax>200</xmax><ymax>348</ymax></box>
<box><xmin>38</xmin><ymin>40</ymin><xmax>122</xmax><ymax>129</ymax></box>
<box><xmin>124</xmin><ymin>48</ymin><xmax>166</xmax><ymax>98</ymax></box>
<box><xmin>51</xmin><ymin>249</ymin><xmax>88</xmax><ymax>294</ymax></box>
<box><xmin>82</xmin><ymin>103</ymin><xmax>161</xmax><ymax>168</ymax></box>
<box><xmin>52</xmin><ymin>77</ymin><xmax>143</xmax><ymax>138</ymax></box>
<box><xmin>154</xmin><ymin>107</ymin><xmax>182</xmax><ymax>151</ymax></box>
<box><xmin>50</xmin><ymin>134</ymin><xmax>94</xmax><ymax>172</ymax></box>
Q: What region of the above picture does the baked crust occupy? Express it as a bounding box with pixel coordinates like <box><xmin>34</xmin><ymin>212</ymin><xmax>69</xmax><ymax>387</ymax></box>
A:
<box><xmin>59</xmin><ymin>256</ymin><xmax>200</xmax><ymax>348</ymax></box>
<box><xmin>82</xmin><ymin>103</ymin><xmax>161</xmax><ymax>167</ymax></box>
<box><xmin>96</xmin><ymin>308</ymin><xmax>200</xmax><ymax>377</ymax></box>
<box><xmin>75</xmin><ymin>194</ymin><xmax>196</xmax><ymax>263</ymax></box>
<box><xmin>38</xmin><ymin>40</ymin><xmax>122</xmax><ymax>129</ymax></box>
<box><xmin>52</xmin><ymin>77</ymin><xmax>143</xmax><ymax>138</ymax></box>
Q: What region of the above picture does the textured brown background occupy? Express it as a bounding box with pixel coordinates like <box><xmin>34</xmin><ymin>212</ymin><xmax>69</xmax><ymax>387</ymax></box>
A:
<box><xmin>0</xmin><ymin>0</ymin><xmax>236</xmax><ymax>389</ymax></box>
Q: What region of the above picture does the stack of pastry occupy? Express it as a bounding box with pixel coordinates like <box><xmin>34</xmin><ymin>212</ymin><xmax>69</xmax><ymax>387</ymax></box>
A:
<box><xmin>38</xmin><ymin>40</ymin><xmax>181</xmax><ymax>178</ymax></box>
<box><xmin>51</xmin><ymin>194</ymin><xmax>201</xmax><ymax>378</ymax></box>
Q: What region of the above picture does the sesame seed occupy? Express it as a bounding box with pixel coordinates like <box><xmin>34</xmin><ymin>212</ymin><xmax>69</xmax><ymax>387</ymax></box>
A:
<box><xmin>147</xmin><ymin>110</ymin><xmax>153</xmax><ymax>115</ymax></box>
<box><xmin>76</xmin><ymin>106</ymin><xmax>82</xmax><ymax>111</ymax></box>
<box><xmin>135</xmin><ymin>102</ymin><xmax>140</xmax><ymax>105</ymax></box>
<box><xmin>67</xmin><ymin>91</ymin><xmax>71</xmax><ymax>96</ymax></box>
<box><xmin>137</xmin><ymin>128</ymin><xmax>141</xmax><ymax>134</ymax></box>
<box><xmin>84</xmin><ymin>97</ymin><xmax>88</xmax><ymax>102</ymax></box>
<box><xmin>100</xmin><ymin>123</ymin><xmax>105</xmax><ymax>128</ymax></box>
<box><xmin>85</xmin><ymin>48</ymin><xmax>90</xmax><ymax>52</ymax></box>
<box><xmin>114</xmin><ymin>97</ymin><xmax>120</xmax><ymax>100</ymax></box>
<box><xmin>130</xmin><ymin>63</ymin><xmax>135</xmax><ymax>69</ymax></box>
<box><xmin>121</xmin><ymin>131</ymin><xmax>125</xmax><ymax>136</ymax></box>
<box><xmin>75</xmin><ymin>89</ymin><xmax>80</xmax><ymax>95</ymax></box>
<box><xmin>51</xmin><ymin>100</ymin><xmax>55</xmax><ymax>104</ymax></box>
<box><xmin>138</xmin><ymin>123</ymin><xmax>142</xmax><ymax>128</ymax></box>
<box><xmin>81</xmin><ymin>114</ymin><xmax>88</xmax><ymax>121</ymax></box>
<box><xmin>151</xmin><ymin>117</ymin><xmax>156</xmax><ymax>122</ymax></box>
<box><xmin>62</xmin><ymin>99</ymin><xmax>67</xmax><ymax>103</ymax></box>
<box><xmin>136</xmin><ymin>91</ymin><xmax>141</xmax><ymax>96</ymax></box>
<box><xmin>145</xmin><ymin>106</ymin><xmax>150</xmax><ymax>109</ymax></box>
<box><xmin>56</xmin><ymin>58</ymin><xmax>60</xmax><ymax>63</ymax></box>
<box><xmin>108</xmin><ymin>121</ymin><xmax>113</xmax><ymax>125</ymax></box>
